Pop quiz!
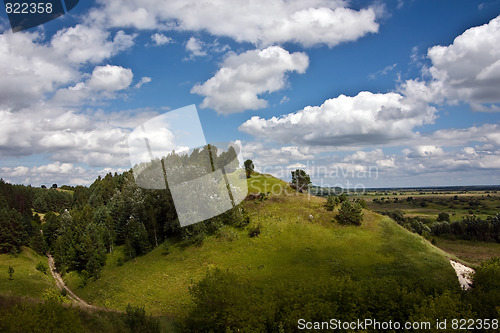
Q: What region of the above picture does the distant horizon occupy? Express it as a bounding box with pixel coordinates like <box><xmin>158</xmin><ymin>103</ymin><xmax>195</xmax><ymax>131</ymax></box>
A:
<box><xmin>1</xmin><ymin>1</ymin><xmax>500</xmax><ymax>188</ymax></box>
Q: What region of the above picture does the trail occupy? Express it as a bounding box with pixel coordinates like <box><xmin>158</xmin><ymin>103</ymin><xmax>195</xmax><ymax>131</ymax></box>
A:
<box><xmin>47</xmin><ymin>254</ymin><xmax>95</xmax><ymax>309</ymax></box>
<box><xmin>449</xmin><ymin>260</ymin><xmax>474</xmax><ymax>290</ymax></box>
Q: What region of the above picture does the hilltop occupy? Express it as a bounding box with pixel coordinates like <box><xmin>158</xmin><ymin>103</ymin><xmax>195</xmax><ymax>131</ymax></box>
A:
<box><xmin>63</xmin><ymin>174</ymin><xmax>459</xmax><ymax>319</ymax></box>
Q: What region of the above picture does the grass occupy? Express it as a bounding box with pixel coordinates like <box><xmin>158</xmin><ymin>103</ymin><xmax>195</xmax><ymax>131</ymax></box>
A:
<box><xmin>362</xmin><ymin>191</ymin><xmax>500</xmax><ymax>222</ymax></box>
<box><xmin>65</xmin><ymin>174</ymin><xmax>458</xmax><ymax>318</ymax></box>
<box><xmin>0</xmin><ymin>247</ymin><xmax>57</xmax><ymax>298</ymax></box>
<box><xmin>433</xmin><ymin>237</ymin><xmax>500</xmax><ymax>266</ymax></box>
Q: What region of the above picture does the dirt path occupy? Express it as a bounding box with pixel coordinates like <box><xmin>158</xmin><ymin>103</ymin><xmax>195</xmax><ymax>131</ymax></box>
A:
<box><xmin>449</xmin><ymin>260</ymin><xmax>474</xmax><ymax>290</ymax></box>
<box><xmin>47</xmin><ymin>254</ymin><xmax>94</xmax><ymax>308</ymax></box>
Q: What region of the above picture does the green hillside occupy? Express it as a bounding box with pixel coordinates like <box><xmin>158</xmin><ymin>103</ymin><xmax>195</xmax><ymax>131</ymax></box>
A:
<box><xmin>0</xmin><ymin>247</ymin><xmax>56</xmax><ymax>298</ymax></box>
<box><xmin>64</xmin><ymin>174</ymin><xmax>458</xmax><ymax>318</ymax></box>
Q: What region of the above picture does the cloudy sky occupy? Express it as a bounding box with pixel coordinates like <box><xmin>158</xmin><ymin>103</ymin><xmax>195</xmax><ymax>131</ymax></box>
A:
<box><xmin>1</xmin><ymin>0</ymin><xmax>500</xmax><ymax>188</ymax></box>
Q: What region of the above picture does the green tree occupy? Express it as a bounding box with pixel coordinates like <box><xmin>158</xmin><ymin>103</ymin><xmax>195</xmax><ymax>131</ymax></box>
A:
<box><xmin>325</xmin><ymin>195</ymin><xmax>339</xmax><ymax>211</ymax></box>
<box><xmin>8</xmin><ymin>266</ymin><xmax>14</xmax><ymax>280</ymax></box>
<box><xmin>437</xmin><ymin>212</ymin><xmax>450</xmax><ymax>222</ymax></box>
<box><xmin>244</xmin><ymin>159</ymin><xmax>254</xmax><ymax>179</ymax></box>
<box><xmin>336</xmin><ymin>201</ymin><xmax>363</xmax><ymax>226</ymax></box>
<box><xmin>290</xmin><ymin>169</ymin><xmax>311</xmax><ymax>193</ymax></box>
<box><xmin>338</xmin><ymin>193</ymin><xmax>349</xmax><ymax>203</ymax></box>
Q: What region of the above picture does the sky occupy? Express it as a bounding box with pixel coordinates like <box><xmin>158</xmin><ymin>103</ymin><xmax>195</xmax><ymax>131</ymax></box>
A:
<box><xmin>1</xmin><ymin>0</ymin><xmax>500</xmax><ymax>188</ymax></box>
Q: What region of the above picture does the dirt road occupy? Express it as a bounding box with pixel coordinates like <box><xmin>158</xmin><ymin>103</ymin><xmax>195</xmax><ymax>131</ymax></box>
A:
<box><xmin>47</xmin><ymin>254</ymin><xmax>94</xmax><ymax>308</ymax></box>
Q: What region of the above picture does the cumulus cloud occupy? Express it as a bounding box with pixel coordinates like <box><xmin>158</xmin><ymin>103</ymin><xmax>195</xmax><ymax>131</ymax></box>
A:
<box><xmin>185</xmin><ymin>37</ymin><xmax>206</xmax><ymax>57</ymax></box>
<box><xmin>403</xmin><ymin>15</ymin><xmax>500</xmax><ymax>111</ymax></box>
<box><xmin>94</xmin><ymin>0</ymin><xmax>379</xmax><ymax>48</ymax></box>
<box><xmin>51</xmin><ymin>25</ymin><xmax>135</xmax><ymax>64</ymax></box>
<box><xmin>192</xmin><ymin>46</ymin><xmax>309</xmax><ymax>114</ymax></box>
<box><xmin>1</xmin><ymin>162</ymin><xmax>128</xmax><ymax>186</ymax></box>
<box><xmin>88</xmin><ymin>65</ymin><xmax>133</xmax><ymax>91</ymax></box>
<box><xmin>240</xmin><ymin>91</ymin><xmax>436</xmax><ymax>146</ymax></box>
<box><xmin>150</xmin><ymin>33</ymin><xmax>172</xmax><ymax>46</ymax></box>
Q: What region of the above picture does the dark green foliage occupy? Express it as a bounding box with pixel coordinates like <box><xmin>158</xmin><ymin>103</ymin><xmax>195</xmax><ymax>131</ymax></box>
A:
<box><xmin>431</xmin><ymin>214</ymin><xmax>500</xmax><ymax>242</ymax></box>
<box><xmin>0</xmin><ymin>296</ymin><xmax>149</xmax><ymax>333</ymax></box>
<box><xmin>338</xmin><ymin>193</ymin><xmax>349</xmax><ymax>203</ymax></box>
<box><xmin>325</xmin><ymin>195</ymin><xmax>339</xmax><ymax>211</ymax></box>
<box><xmin>8</xmin><ymin>266</ymin><xmax>14</xmax><ymax>279</ymax></box>
<box><xmin>467</xmin><ymin>257</ymin><xmax>500</xmax><ymax>318</ymax></box>
<box><xmin>30</xmin><ymin>232</ymin><xmax>48</xmax><ymax>255</ymax></box>
<box><xmin>336</xmin><ymin>201</ymin><xmax>363</xmax><ymax>226</ymax></box>
<box><xmin>125</xmin><ymin>304</ymin><xmax>160</xmax><ymax>333</ymax></box>
<box><xmin>248</xmin><ymin>224</ymin><xmax>261</xmax><ymax>238</ymax></box>
<box><xmin>0</xmin><ymin>300</ymin><xmax>85</xmax><ymax>333</ymax></box>
<box><xmin>244</xmin><ymin>159</ymin><xmax>254</xmax><ymax>178</ymax></box>
<box><xmin>124</xmin><ymin>218</ymin><xmax>152</xmax><ymax>258</ymax></box>
<box><xmin>0</xmin><ymin>208</ymin><xmax>27</xmax><ymax>253</ymax></box>
<box><xmin>437</xmin><ymin>212</ymin><xmax>450</xmax><ymax>222</ymax></box>
<box><xmin>184</xmin><ymin>269</ymin><xmax>481</xmax><ymax>332</ymax></box>
<box><xmin>36</xmin><ymin>261</ymin><xmax>48</xmax><ymax>274</ymax></box>
<box><xmin>290</xmin><ymin>169</ymin><xmax>311</xmax><ymax>193</ymax></box>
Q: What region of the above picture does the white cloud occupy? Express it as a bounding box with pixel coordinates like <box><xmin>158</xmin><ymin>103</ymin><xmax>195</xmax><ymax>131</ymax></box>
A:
<box><xmin>185</xmin><ymin>37</ymin><xmax>206</xmax><ymax>57</ymax></box>
<box><xmin>94</xmin><ymin>0</ymin><xmax>379</xmax><ymax>47</ymax></box>
<box><xmin>88</xmin><ymin>65</ymin><xmax>133</xmax><ymax>91</ymax></box>
<box><xmin>192</xmin><ymin>46</ymin><xmax>309</xmax><ymax>114</ymax></box>
<box><xmin>403</xmin><ymin>15</ymin><xmax>500</xmax><ymax>111</ymax></box>
<box><xmin>239</xmin><ymin>91</ymin><xmax>436</xmax><ymax>146</ymax></box>
<box><xmin>151</xmin><ymin>33</ymin><xmax>172</xmax><ymax>46</ymax></box>
<box><xmin>51</xmin><ymin>25</ymin><xmax>135</xmax><ymax>64</ymax></box>
<box><xmin>134</xmin><ymin>77</ymin><xmax>152</xmax><ymax>89</ymax></box>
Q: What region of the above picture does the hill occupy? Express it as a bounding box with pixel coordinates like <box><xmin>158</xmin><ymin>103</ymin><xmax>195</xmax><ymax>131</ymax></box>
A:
<box><xmin>0</xmin><ymin>247</ymin><xmax>56</xmax><ymax>298</ymax></box>
<box><xmin>63</xmin><ymin>174</ymin><xmax>458</xmax><ymax>318</ymax></box>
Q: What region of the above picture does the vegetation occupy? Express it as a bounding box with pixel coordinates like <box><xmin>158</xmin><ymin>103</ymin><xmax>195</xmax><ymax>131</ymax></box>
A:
<box><xmin>290</xmin><ymin>169</ymin><xmax>311</xmax><ymax>193</ymax></box>
<box><xmin>1</xmin><ymin>170</ymin><xmax>499</xmax><ymax>331</ymax></box>
<box><xmin>0</xmin><ymin>247</ymin><xmax>57</xmax><ymax>298</ymax></box>
<box><xmin>0</xmin><ymin>296</ymin><xmax>160</xmax><ymax>333</ymax></box>
<box><xmin>336</xmin><ymin>200</ymin><xmax>363</xmax><ymax>226</ymax></box>
<box><xmin>244</xmin><ymin>159</ymin><xmax>254</xmax><ymax>179</ymax></box>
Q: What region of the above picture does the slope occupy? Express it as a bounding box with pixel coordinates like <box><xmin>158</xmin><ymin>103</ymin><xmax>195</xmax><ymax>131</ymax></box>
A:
<box><xmin>64</xmin><ymin>174</ymin><xmax>459</xmax><ymax>317</ymax></box>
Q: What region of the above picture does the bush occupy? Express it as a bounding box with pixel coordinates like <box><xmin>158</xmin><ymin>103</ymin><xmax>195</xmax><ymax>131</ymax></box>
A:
<box><xmin>325</xmin><ymin>195</ymin><xmax>339</xmax><ymax>211</ymax></box>
<box><xmin>36</xmin><ymin>261</ymin><xmax>48</xmax><ymax>274</ymax></box>
<box><xmin>125</xmin><ymin>304</ymin><xmax>160</xmax><ymax>333</ymax></box>
<box><xmin>336</xmin><ymin>201</ymin><xmax>363</xmax><ymax>226</ymax></box>
<box><xmin>437</xmin><ymin>212</ymin><xmax>450</xmax><ymax>222</ymax></box>
<box><xmin>248</xmin><ymin>224</ymin><xmax>261</xmax><ymax>238</ymax></box>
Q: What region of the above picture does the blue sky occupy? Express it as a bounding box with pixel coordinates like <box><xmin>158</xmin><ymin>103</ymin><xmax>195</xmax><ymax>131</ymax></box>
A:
<box><xmin>0</xmin><ymin>0</ymin><xmax>500</xmax><ymax>188</ymax></box>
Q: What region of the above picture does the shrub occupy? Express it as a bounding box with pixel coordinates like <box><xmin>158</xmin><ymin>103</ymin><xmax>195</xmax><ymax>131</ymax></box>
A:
<box><xmin>248</xmin><ymin>224</ymin><xmax>261</xmax><ymax>238</ymax></box>
<box><xmin>437</xmin><ymin>212</ymin><xmax>450</xmax><ymax>222</ymax></box>
<box><xmin>125</xmin><ymin>304</ymin><xmax>160</xmax><ymax>333</ymax></box>
<box><xmin>325</xmin><ymin>195</ymin><xmax>339</xmax><ymax>211</ymax></box>
<box><xmin>36</xmin><ymin>261</ymin><xmax>48</xmax><ymax>274</ymax></box>
<box><xmin>336</xmin><ymin>201</ymin><xmax>363</xmax><ymax>226</ymax></box>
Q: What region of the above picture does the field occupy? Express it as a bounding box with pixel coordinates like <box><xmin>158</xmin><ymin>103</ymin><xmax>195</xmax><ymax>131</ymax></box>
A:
<box><xmin>361</xmin><ymin>190</ymin><xmax>500</xmax><ymax>222</ymax></box>
<box><xmin>433</xmin><ymin>237</ymin><xmax>500</xmax><ymax>266</ymax></box>
<box><xmin>0</xmin><ymin>247</ymin><xmax>56</xmax><ymax>298</ymax></box>
<box><xmin>63</xmin><ymin>174</ymin><xmax>458</xmax><ymax>318</ymax></box>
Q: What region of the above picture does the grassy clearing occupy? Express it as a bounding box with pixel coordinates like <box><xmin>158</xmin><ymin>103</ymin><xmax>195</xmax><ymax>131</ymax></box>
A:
<box><xmin>65</xmin><ymin>174</ymin><xmax>458</xmax><ymax>318</ymax></box>
<box><xmin>0</xmin><ymin>247</ymin><xmax>56</xmax><ymax>298</ymax></box>
<box><xmin>433</xmin><ymin>237</ymin><xmax>500</xmax><ymax>266</ymax></box>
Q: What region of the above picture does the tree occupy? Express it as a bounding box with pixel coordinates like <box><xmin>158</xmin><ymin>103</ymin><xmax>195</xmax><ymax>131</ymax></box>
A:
<box><xmin>8</xmin><ymin>266</ymin><xmax>14</xmax><ymax>280</ymax></box>
<box><xmin>325</xmin><ymin>195</ymin><xmax>339</xmax><ymax>211</ymax></box>
<box><xmin>290</xmin><ymin>169</ymin><xmax>311</xmax><ymax>193</ymax></box>
<box><xmin>52</xmin><ymin>184</ymin><xmax>58</xmax><ymax>189</ymax></box>
<box><xmin>244</xmin><ymin>159</ymin><xmax>254</xmax><ymax>179</ymax></box>
<box><xmin>338</xmin><ymin>193</ymin><xmax>349</xmax><ymax>203</ymax></box>
<box><xmin>437</xmin><ymin>212</ymin><xmax>450</xmax><ymax>222</ymax></box>
<box><xmin>41</xmin><ymin>185</ymin><xmax>47</xmax><ymax>189</ymax></box>
<box><xmin>336</xmin><ymin>201</ymin><xmax>363</xmax><ymax>226</ymax></box>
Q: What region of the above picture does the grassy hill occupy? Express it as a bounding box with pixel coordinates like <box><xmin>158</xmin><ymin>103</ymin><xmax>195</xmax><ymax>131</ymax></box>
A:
<box><xmin>64</xmin><ymin>173</ymin><xmax>458</xmax><ymax>318</ymax></box>
<box><xmin>0</xmin><ymin>247</ymin><xmax>56</xmax><ymax>298</ymax></box>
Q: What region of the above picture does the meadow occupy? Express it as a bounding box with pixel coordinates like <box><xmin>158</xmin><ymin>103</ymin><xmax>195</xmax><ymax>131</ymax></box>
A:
<box><xmin>63</xmin><ymin>174</ymin><xmax>458</xmax><ymax>319</ymax></box>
